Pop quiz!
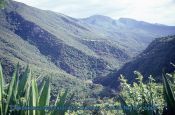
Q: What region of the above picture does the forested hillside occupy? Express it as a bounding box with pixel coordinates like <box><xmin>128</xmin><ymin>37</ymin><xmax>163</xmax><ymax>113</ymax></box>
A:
<box><xmin>94</xmin><ymin>35</ymin><xmax>175</xmax><ymax>89</ymax></box>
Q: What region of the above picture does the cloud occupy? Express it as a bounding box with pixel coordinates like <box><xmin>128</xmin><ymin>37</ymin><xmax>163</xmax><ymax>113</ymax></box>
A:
<box><xmin>15</xmin><ymin>0</ymin><xmax>175</xmax><ymax>25</ymax></box>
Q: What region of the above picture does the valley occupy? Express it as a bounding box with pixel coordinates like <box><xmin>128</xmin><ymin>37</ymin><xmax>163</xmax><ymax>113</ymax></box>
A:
<box><xmin>0</xmin><ymin>1</ymin><xmax>175</xmax><ymax>114</ymax></box>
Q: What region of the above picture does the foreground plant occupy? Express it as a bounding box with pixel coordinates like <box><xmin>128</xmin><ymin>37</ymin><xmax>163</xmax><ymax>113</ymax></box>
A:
<box><xmin>162</xmin><ymin>73</ymin><xmax>175</xmax><ymax>114</ymax></box>
<box><xmin>118</xmin><ymin>67</ymin><xmax>175</xmax><ymax>115</ymax></box>
<box><xmin>0</xmin><ymin>63</ymin><xmax>73</xmax><ymax>115</ymax></box>
<box><xmin>118</xmin><ymin>72</ymin><xmax>161</xmax><ymax>115</ymax></box>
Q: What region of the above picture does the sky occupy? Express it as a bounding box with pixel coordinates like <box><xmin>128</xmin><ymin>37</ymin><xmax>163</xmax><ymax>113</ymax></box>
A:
<box><xmin>15</xmin><ymin>0</ymin><xmax>175</xmax><ymax>26</ymax></box>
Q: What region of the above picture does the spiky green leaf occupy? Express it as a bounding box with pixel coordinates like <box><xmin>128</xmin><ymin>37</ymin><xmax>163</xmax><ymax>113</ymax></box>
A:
<box><xmin>39</xmin><ymin>78</ymin><xmax>50</xmax><ymax>114</ymax></box>
<box><xmin>0</xmin><ymin>63</ymin><xmax>4</xmax><ymax>115</ymax></box>
<box><xmin>18</xmin><ymin>65</ymin><xmax>31</xmax><ymax>97</ymax></box>
<box><xmin>163</xmin><ymin>74</ymin><xmax>175</xmax><ymax>109</ymax></box>
<box><xmin>5</xmin><ymin>67</ymin><xmax>17</xmax><ymax>114</ymax></box>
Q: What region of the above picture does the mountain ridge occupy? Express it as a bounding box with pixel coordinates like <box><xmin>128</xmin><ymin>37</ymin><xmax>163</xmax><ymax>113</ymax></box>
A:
<box><xmin>0</xmin><ymin>1</ymin><xmax>175</xmax><ymax>93</ymax></box>
<box><xmin>93</xmin><ymin>35</ymin><xmax>175</xmax><ymax>89</ymax></box>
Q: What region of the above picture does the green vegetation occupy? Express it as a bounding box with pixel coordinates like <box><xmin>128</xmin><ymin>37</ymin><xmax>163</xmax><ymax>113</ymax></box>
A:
<box><xmin>0</xmin><ymin>1</ymin><xmax>175</xmax><ymax>115</ymax></box>
<box><xmin>162</xmin><ymin>68</ymin><xmax>175</xmax><ymax>114</ymax></box>
<box><xmin>118</xmin><ymin>67</ymin><xmax>175</xmax><ymax>115</ymax></box>
<box><xmin>0</xmin><ymin>28</ymin><xmax>106</xmax><ymax>100</ymax></box>
<box><xmin>0</xmin><ymin>62</ymin><xmax>175</xmax><ymax>115</ymax></box>
<box><xmin>96</xmin><ymin>35</ymin><xmax>175</xmax><ymax>88</ymax></box>
<box><xmin>0</xmin><ymin>63</ymin><xmax>73</xmax><ymax>115</ymax></box>
<box><xmin>2</xmin><ymin>1</ymin><xmax>175</xmax><ymax>84</ymax></box>
<box><xmin>63</xmin><ymin>66</ymin><xmax>175</xmax><ymax>115</ymax></box>
<box><xmin>0</xmin><ymin>0</ymin><xmax>5</xmax><ymax>8</ymax></box>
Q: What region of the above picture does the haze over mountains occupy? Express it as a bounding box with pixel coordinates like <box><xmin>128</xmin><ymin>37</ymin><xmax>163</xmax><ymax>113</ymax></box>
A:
<box><xmin>0</xmin><ymin>1</ymin><xmax>175</xmax><ymax>91</ymax></box>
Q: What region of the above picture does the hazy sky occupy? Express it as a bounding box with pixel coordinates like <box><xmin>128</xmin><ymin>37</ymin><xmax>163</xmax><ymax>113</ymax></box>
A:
<box><xmin>15</xmin><ymin>0</ymin><xmax>175</xmax><ymax>25</ymax></box>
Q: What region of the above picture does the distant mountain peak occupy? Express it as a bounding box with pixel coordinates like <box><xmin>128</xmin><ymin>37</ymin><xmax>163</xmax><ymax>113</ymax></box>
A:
<box><xmin>118</xmin><ymin>18</ymin><xmax>150</xmax><ymax>25</ymax></box>
<box><xmin>82</xmin><ymin>15</ymin><xmax>114</xmax><ymax>25</ymax></box>
<box><xmin>119</xmin><ymin>17</ymin><xmax>136</xmax><ymax>21</ymax></box>
<box><xmin>86</xmin><ymin>15</ymin><xmax>113</xmax><ymax>20</ymax></box>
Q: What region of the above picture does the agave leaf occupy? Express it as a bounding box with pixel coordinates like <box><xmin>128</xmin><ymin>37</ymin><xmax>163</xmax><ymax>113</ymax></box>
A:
<box><xmin>39</xmin><ymin>79</ymin><xmax>50</xmax><ymax>106</ymax></box>
<box><xmin>33</xmin><ymin>78</ymin><xmax>40</xmax><ymax>115</ymax></box>
<box><xmin>0</xmin><ymin>63</ymin><xmax>4</xmax><ymax>114</ymax></box>
<box><xmin>39</xmin><ymin>78</ymin><xmax>50</xmax><ymax>115</ymax></box>
<box><xmin>163</xmin><ymin>74</ymin><xmax>175</xmax><ymax>109</ymax></box>
<box><xmin>25</xmin><ymin>80</ymin><xmax>31</xmax><ymax>115</ymax></box>
<box><xmin>33</xmin><ymin>79</ymin><xmax>39</xmax><ymax>103</ymax></box>
<box><xmin>18</xmin><ymin>66</ymin><xmax>32</xmax><ymax>115</ymax></box>
<box><xmin>7</xmin><ymin>64</ymin><xmax>20</xmax><ymax>115</ymax></box>
<box><xmin>5</xmin><ymin>67</ymin><xmax>17</xmax><ymax>115</ymax></box>
<box><xmin>29</xmin><ymin>78</ymin><xmax>39</xmax><ymax>115</ymax></box>
<box><xmin>12</xmin><ymin>63</ymin><xmax>20</xmax><ymax>104</ymax></box>
<box><xmin>18</xmin><ymin>65</ymin><xmax>31</xmax><ymax>97</ymax></box>
<box><xmin>51</xmin><ymin>89</ymin><xmax>70</xmax><ymax>115</ymax></box>
<box><xmin>56</xmin><ymin>89</ymin><xmax>68</xmax><ymax>106</ymax></box>
<box><xmin>37</xmin><ymin>79</ymin><xmax>45</xmax><ymax>115</ymax></box>
<box><xmin>38</xmin><ymin>79</ymin><xmax>46</xmax><ymax>99</ymax></box>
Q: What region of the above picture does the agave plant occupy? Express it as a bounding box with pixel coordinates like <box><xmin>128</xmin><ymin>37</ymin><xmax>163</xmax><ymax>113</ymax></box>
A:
<box><xmin>0</xmin><ymin>63</ymin><xmax>73</xmax><ymax>115</ymax></box>
<box><xmin>162</xmin><ymin>73</ymin><xmax>175</xmax><ymax>115</ymax></box>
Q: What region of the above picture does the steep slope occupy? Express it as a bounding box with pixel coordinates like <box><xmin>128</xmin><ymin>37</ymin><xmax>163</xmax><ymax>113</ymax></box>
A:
<box><xmin>1</xmin><ymin>1</ymin><xmax>175</xmax><ymax>91</ymax></box>
<box><xmin>0</xmin><ymin>1</ymin><xmax>113</xmax><ymax>98</ymax></box>
<box><xmin>0</xmin><ymin>3</ymin><xmax>113</xmax><ymax>80</ymax></box>
<box><xmin>0</xmin><ymin>17</ymin><xmax>90</xmax><ymax>96</ymax></box>
<box><xmin>0</xmin><ymin>1</ymin><xmax>133</xmax><ymax>80</ymax></box>
<box><xmin>93</xmin><ymin>35</ymin><xmax>175</xmax><ymax>89</ymax></box>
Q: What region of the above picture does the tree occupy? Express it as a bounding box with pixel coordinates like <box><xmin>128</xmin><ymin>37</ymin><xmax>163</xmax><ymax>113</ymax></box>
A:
<box><xmin>0</xmin><ymin>0</ymin><xmax>5</xmax><ymax>8</ymax></box>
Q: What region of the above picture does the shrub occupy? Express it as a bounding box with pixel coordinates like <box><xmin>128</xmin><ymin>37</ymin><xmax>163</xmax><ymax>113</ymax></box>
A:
<box><xmin>118</xmin><ymin>67</ymin><xmax>175</xmax><ymax>115</ymax></box>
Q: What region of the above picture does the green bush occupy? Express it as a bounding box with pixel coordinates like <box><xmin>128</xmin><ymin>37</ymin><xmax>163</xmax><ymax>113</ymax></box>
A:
<box><xmin>118</xmin><ymin>69</ymin><xmax>175</xmax><ymax>115</ymax></box>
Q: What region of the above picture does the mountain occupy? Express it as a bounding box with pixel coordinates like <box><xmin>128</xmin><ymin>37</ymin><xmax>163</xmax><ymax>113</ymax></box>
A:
<box><xmin>93</xmin><ymin>35</ymin><xmax>175</xmax><ymax>89</ymax></box>
<box><xmin>0</xmin><ymin>1</ymin><xmax>129</xmax><ymax>80</ymax></box>
<box><xmin>0</xmin><ymin>1</ymin><xmax>175</xmax><ymax>95</ymax></box>
<box><xmin>118</xmin><ymin>18</ymin><xmax>175</xmax><ymax>36</ymax></box>
<box><xmin>83</xmin><ymin>15</ymin><xmax>175</xmax><ymax>55</ymax></box>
